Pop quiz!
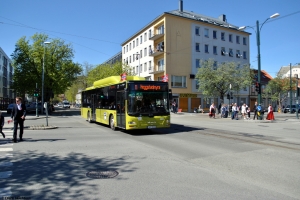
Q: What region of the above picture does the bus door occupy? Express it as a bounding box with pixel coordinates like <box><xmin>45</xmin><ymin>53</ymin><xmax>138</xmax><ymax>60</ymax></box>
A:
<box><xmin>116</xmin><ymin>91</ymin><xmax>126</xmax><ymax>128</ymax></box>
<box><xmin>90</xmin><ymin>94</ymin><xmax>97</xmax><ymax>121</ymax></box>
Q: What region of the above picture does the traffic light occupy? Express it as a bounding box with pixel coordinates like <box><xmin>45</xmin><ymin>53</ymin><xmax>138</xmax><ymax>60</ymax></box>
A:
<box><xmin>227</xmin><ymin>93</ymin><xmax>230</xmax><ymax>99</ymax></box>
<box><xmin>34</xmin><ymin>88</ymin><xmax>39</xmax><ymax>97</ymax></box>
<box><xmin>255</xmin><ymin>82</ymin><xmax>260</xmax><ymax>93</ymax></box>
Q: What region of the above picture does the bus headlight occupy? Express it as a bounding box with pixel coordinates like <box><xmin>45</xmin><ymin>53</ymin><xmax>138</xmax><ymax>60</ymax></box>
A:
<box><xmin>128</xmin><ymin>121</ymin><xmax>136</xmax><ymax>125</ymax></box>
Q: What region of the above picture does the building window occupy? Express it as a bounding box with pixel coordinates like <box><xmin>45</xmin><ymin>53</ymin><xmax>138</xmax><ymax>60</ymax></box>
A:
<box><xmin>213</xmin><ymin>30</ymin><xmax>217</xmax><ymax>39</ymax></box>
<box><xmin>229</xmin><ymin>49</ymin><xmax>233</xmax><ymax>57</ymax></box>
<box><xmin>149</xmin><ymin>61</ymin><xmax>152</xmax><ymax>71</ymax></box>
<box><xmin>126</xmin><ymin>45</ymin><xmax>128</xmax><ymax>52</ymax></box>
<box><xmin>149</xmin><ymin>29</ymin><xmax>152</xmax><ymax>38</ymax></box>
<box><xmin>229</xmin><ymin>34</ymin><xmax>232</xmax><ymax>42</ymax></box>
<box><xmin>204</xmin><ymin>28</ymin><xmax>209</xmax><ymax>37</ymax></box>
<box><xmin>144</xmin><ymin>48</ymin><xmax>147</xmax><ymax>56</ymax></box>
<box><xmin>196</xmin><ymin>43</ymin><xmax>200</xmax><ymax>52</ymax></box>
<box><xmin>221</xmin><ymin>47</ymin><xmax>226</xmax><ymax>56</ymax></box>
<box><xmin>149</xmin><ymin>45</ymin><xmax>153</xmax><ymax>55</ymax></box>
<box><xmin>133</xmin><ymin>67</ymin><xmax>135</xmax><ymax>73</ymax></box>
<box><xmin>205</xmin><ymin>44</ymin><xmax>209</xmax><ymax>53</ymax></box>
<box><xmin>158</xmin><ymin>59</ymin><xmax>164</xmax><ymax>71</ymax></box>
<box><xmin>158</xmin><ymin>25</ymin><xmax>164</xmax><ymax>34</ymax></box>
<box><xmin>140</xmin><ymin>50</ymin><xmax>142</xmax><ymax>58</ymax></box>
<box><xmin>195</xmin><ymin>27</ymin><xmax>200</xmax><ymax>35</ymax></box>
<box><xmin>129</xmin><ymin>56</ymin><xmax>131</xmax><ymax>63</ymax></box>
<box><xmin>123</xmin><ymin>47</ymin><xmax>125</xmax><ymax>54</ymax></box>
<box><xmin>221</xmin><ymin>32</ymin><xmax>225</xmax><ymax>41</ymax></box>
<box><xmin>236</xmin><ymin>36</ymin><xmax>240</xmax><ymax>44</ymax></box>
<box><xmin>213</xmin><ymin>46</ymin><xmax>217</xmax><ymax>55</ymax></box>
<box><xmin>196</xmin><ymin>80</ymin><xmax>200</xmax><ymax>90</ymax></box>
<box><xmin>144</xmin><ymin>62</ymin><xmax>147</xmax><ymax>72</ymax></box>
<box><xmin>196</xmin><ymin>59</ymin><xmax>200</xmax><ymax>68</ymax></box>
<box><xmin>213</xmin><ymin>61</ymin><xmax>218</xmax><ymax>70</ymax></box>
<box><xmin>140</xmin><ymin>35</ymin><xmax>142</xmax><ymax>44</ymax></box>
<box><xmin>243</xmin><ymin>37</ymin><xmax>247</xmax><ymax>45</ymax></box>
<box><xmin>171</xmin><ymin>76</ymin><xmax>186</xmax><ymax>88</ymax></box>
<box><xmin>236</xmin><ymin>50</ymin><xmax>241</xmax><ymax>58</ymax></box>
<box><xmin>156</xmin><ymin>42</ymin><xmax>164</xmax><ymax>52</ymax></box>
<box><xmin>144</xmin><ymin>33</ymin><xmax>147</xmax><ymax>42</ymax></box>
<box><xmin>136</xmin><ymin>38</ymin><xmax>139</xmax><ymax>46</ymax></box>
<box><xmin>243</xmin><ymin>51</ymin><xmax>247</xmax><ymax>59</ymax></box>
<box><xmin>129</xmin><ymin>43</ymin><xmax>131</xmax><ymax>51</ymax></box>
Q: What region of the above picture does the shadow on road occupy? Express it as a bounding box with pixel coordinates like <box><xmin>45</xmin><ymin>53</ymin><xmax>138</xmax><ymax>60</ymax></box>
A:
<box><xmin>0</xmin><ymin>151</ymin><xmax>137</xmax><ymax>199</ymax></box>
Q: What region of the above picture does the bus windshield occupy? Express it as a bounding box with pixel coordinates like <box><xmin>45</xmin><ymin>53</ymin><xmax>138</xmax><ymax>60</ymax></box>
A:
<box><xmin>127</xmin><ymin>90</ymin><xmax>170</xmax><ymax>116</ymax></box>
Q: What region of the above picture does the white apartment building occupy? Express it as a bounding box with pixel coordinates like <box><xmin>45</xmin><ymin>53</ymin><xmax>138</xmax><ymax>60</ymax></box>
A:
<box><xmin>121</xmin><ymin>0</ymin><xmax>251</xmax><ymax>112</ymax></box>
<box><xmin>278</xmin><ymin>64</ymin><xmax>300</xmax><ymax>106</ymax></box>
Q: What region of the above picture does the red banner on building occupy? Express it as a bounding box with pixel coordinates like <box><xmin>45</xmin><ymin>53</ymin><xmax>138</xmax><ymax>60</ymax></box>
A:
<box><xmin>120</xmin><ymin>73</ymin><xmax>127</xmax><ymax>81</ymax></box>
<box><xmin>162</xmin><ymin>74</ymin><xmax>168</xmax><ymax>82</ymax></box>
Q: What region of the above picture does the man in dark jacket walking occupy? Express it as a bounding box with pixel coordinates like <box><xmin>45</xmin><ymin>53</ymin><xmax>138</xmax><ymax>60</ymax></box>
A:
<box><xmin>11</xmin><ymin>97</ymin><xmax>26</xmax><ymax>143</ymax></box>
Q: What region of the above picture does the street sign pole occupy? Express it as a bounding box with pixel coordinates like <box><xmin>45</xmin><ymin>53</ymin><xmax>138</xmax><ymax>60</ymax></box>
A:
<box><xmin>36</xmin><ymin>83</ymin><xmax>39</xmax><ymax>117</ymax></box>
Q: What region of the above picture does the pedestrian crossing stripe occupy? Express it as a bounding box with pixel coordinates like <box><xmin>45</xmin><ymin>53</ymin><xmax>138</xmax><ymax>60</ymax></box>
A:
<box><xmin>0</xmin><ymin>144</ymin><xmax>13</xmax><ymax>147</ymax></box>
<box><xmin>0</xmin><ymin>154</ymin><xmax>13</xmax><ymax>159</ymax></box>
<box><xmin>0</xmin><ymin>148</ymin><xmax>13</xmax><ymax>152</ymax></box>
<box><xmin>0</xmin><ymin>171</ymin><xmax>12</xmax><ymax>178</ymax></box>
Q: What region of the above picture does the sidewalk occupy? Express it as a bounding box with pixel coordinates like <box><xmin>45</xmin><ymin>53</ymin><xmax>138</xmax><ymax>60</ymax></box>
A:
<box><xmin>173</xmin><ymin>111</ymin><xmax>300</xmax><ymax>122</ymax></box>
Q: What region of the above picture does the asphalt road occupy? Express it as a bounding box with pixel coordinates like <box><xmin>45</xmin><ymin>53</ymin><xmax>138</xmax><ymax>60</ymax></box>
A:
<box><xmin>0</xmin><ymin>108</ymin><xmax>299</xmax><ymax>199</ymax></box>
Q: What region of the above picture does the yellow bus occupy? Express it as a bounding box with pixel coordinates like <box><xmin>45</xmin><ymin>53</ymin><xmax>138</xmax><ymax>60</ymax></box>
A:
<box><xmin>81</xmin><ymin>76</ymin><xmax>172</xmax><ymax>131</ymax></box>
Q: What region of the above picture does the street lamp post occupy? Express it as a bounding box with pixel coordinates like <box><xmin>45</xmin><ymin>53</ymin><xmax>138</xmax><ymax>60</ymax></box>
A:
<box><xmin>295</xmin><ymin>74</ymin><xmax>299</xmax><ymax>119</ymax></box>
<box><xmin>42</xmin><ymin>41</ymin><xmax>51</xmax><ymax>117</ymax></box>
<box><xmin>290</xmin><ymin>63</ymin><xmax>292</xmax><ymax>113</ymax></box>
<box><xmin>134</xmin><ymin>53</ymin><xmax>140</xmax><ymax>76</ymax></box>
<box><xmin>239</xmin><ymin>13</ymin><xmax>279</xmax><ymax>110</ymax></box>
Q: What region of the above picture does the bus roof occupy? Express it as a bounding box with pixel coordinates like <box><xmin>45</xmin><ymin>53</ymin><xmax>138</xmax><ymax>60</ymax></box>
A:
<box><xmin>92</xmin><ymin>76</ymin><xmax>146</xmax><ymax>88</ymax></box>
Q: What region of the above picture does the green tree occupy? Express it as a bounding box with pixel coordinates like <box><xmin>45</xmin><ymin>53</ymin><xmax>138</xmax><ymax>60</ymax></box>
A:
<box><xmin>262</xmin><ymin>73</ymin><xmax>297</xmax><ymax>110</ymax></box>
<box><xmin>11</xmin><ymin>33</ymin><xmax>82</xmax><ymax>101</ymax></box>
<box><xmin>195</xmin><ymin>59</ymin><xmax>254</xmax><ymax>100</ymax></box>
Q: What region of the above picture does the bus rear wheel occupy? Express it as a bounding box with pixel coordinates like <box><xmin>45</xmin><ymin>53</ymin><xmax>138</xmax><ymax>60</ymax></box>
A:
<box><xmin>87</xmin><ymin>111</ymin><xmax>92</xmax><ymax>123</ymax></box>
<box><xmin>110</xmin><ymin>115</ymin><xmax>116</xmax><ymax>131</ymax></box>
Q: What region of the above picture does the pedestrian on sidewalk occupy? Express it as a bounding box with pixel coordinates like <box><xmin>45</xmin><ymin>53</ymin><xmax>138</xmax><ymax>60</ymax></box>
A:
<box><xmin>253</xmin><ymin>101</ymin><xmax>258</xmax><ymax>120</ymax></box>
<box><xmin>266</xmin><ymin>104</ymin><xmax>275</xmax><ymax>120</ymax></box>
<box><xmin>209</xmin><ymin>103</ymin><xmax>216</xmax><ymax>118</ymax></box>
<box><xmin>11</xmin><ymin>97</ymin><xmax>26</xmax><ymax>143</ymax></box>
<box><xmin>0</xmin><ymin>111</ymin><xmax>5</xmax><ymax>138</ymax></box>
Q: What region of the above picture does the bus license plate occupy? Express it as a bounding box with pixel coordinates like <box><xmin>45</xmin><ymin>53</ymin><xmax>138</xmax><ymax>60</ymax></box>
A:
<box><xmin>148</xmin><ymin>126</ymin><xmax>156</xmax><ymax>129</ymax></box>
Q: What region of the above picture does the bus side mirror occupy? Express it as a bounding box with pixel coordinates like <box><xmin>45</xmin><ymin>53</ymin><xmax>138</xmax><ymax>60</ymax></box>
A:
<box><xmin>124</xmin><ymin>88</ymin><xmax>128</xmax><ymax>100</ymax></box>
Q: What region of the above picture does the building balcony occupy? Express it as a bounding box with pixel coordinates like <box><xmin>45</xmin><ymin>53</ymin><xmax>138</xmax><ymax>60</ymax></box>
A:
<box><xmin>149</xmin><ymin>65</ymin><xmax>165</xmax><ymax>74</ymax></box>
<box><xmin>149</xmin><ymin>49</ymin><xmax>164</xmax><ymax>57</ymax></box>
<box><xmin>149</xmin><ymin>33</ymin><xmax>164</xmax><ymax>40</ymax></box>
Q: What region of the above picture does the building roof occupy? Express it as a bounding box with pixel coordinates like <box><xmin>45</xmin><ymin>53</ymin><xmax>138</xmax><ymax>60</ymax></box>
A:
<box><xmin>121</xmin><ymin>9</ymin><xmax>250</xmax><ymax>45</ymax></box>
<box><xmin>252</xmin><ymin>69</ymin><xmax>273</xmax><ymax>82</ymax></box>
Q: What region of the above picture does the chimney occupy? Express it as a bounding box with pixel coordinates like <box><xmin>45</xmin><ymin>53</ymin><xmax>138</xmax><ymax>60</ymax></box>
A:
<box><xmin>179</xmin><ymin>0</ymin><xmax>183</xmax><ymax>12</ymax></box>
<box><xmin>219</xmin><ymin>14</ymin><xmax>227</xmax><ymax>22</ymax></box>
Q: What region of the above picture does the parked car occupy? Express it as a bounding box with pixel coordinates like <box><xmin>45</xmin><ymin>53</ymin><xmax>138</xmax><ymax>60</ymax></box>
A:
<box><xmin>6</xmin><ymin>103</ymin><xmax>14</xmax><ymax>114</ymax></box>
<box><xmin>26</xmin><ymin>103</ymin><xmax>43</xmax><ymax>113</ymax></box>
<box><xmin>63</xmin><ymin>102</ymin><xmax>70</xmax><ymax>109</ymax></box>
<box><xmin>283</xmin><ymin>105</ymin><xmax>300</xmax><ymax>113</ymax></box>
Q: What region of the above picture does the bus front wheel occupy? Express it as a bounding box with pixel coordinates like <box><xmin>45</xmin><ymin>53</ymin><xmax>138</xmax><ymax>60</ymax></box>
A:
<box><xmin>110</xmin><ymin>115</ymin><xmax>116</xmax><ymax>131</ymax></box>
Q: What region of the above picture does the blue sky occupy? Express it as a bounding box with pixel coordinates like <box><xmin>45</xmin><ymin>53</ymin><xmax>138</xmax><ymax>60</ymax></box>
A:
<box><xmin>1</xmin><ymin>0</ymin><xmax>300</xmax><ymax>78</ymax></box>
